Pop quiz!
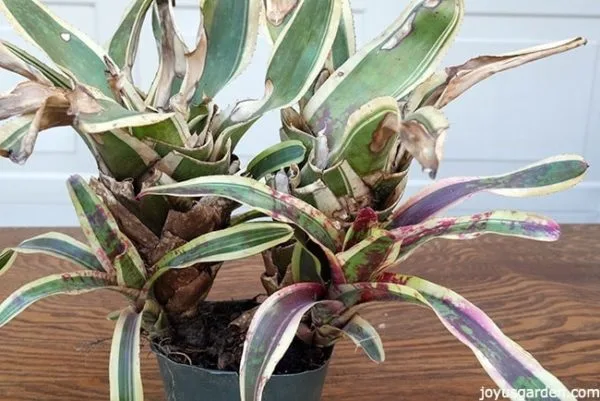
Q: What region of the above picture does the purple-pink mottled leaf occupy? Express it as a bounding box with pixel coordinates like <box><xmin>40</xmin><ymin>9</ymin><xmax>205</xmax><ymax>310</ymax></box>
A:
<box><xmin>342</xmin><ymin>207</ymin><xmax>379</xmax><ymax>250</ymax></box>
<box><xmin>381</xmin><ymin>211</ymin><xmax>560</xmax><ymax>273</ymax></box>
<box><xmin>388</xmin><ymin>155</ymin><xmax>588</xmax><ymax>228</ymax></box>
<box><xmin>240</xmin><ymin>283</ymin><xmax>326</xmax><ymax>401</ymax></box>
<box><xmin>376</xmin><ymin>273</ymin><xmax>576</xmax><ymax>401</ymax></box>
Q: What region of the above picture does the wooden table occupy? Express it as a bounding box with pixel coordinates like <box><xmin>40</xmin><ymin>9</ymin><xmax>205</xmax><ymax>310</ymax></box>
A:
<box><xmin>0</xmin><ymin>226</ymin><xmax>599</xmax><ymax>400</ymax></box>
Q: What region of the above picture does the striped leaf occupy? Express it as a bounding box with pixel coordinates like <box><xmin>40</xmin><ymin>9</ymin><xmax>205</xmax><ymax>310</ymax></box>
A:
<box><xmin>149</xmin><ymin>222</ymin><xmax>294</xmax><ymax>286</ymax></box>
<box><xmin>337</xmin><ymin>230</ymin><xmax>401</xmax><ymax>284</ymax></box>
<box><xmin>376</xmin><ymin>274</ymin><xmax>577</xmax><ymax>401</ymax></box>
<box><xmin>341</xmin><ymin>314</ymin><xmax>385</xmax><ymax>363</ymax></box>
<box><xmin>0</xmin><ymin>41</ymin><xmax>70</xmax><ymax>87</ymax></box>
<box><xmin>0</xmin><ymin>115</ymin><xmax>34</xmax><ymax>162</ymax></box>
<box><xmin>0</xmin><ymin>0</ymin><xmax>114</xmax><ymax>97</ymax></box>
<box><xmin>303</xmin><ymin>0</ymin><xmax>464</xmax><ymax>152</ymax></box>
<box><xmin>246</xmin><ymin>140</ymin><xmax>306</xmax><ymax>180</ymax></box>
<box><xmin>419</xmin><ymin>37</ymin><xmax>588</xmax><ymax>110</ymax></box>
<box><xmin>327</xmin><ymin>97</ymin><xmax>400</xmax><ymax>178</ymax></box>
<box><xmin>218</xmin><ymin>0</ymin><xmax>342</xmax><ymax>132</ymax></box>
<box><xmin>0</xmin><ymin>249</ymin><xmax>16</xmax><ymax>275</ymax></box>
<box><xmin>328</xmin><ymin>0</ymin><xmax>356</xmax><ymax>71</ymax></box>
<box><xmin>110</xmin><ymin>307</ymin><xmax>144</xmax><ymax>401</ymax></box>
<box><xmin>1</xmin><ymin>232</ymin><xmax>103</xmax><ymax>275</ymax></box>
<box><xmin>240</xmin><ymin>283</ymin><xmax>326</xmax><ymax>401</ymax></box>
<box><xmin>388</xmin><ymin>155</ymin><xmax>589</xmax><ymax>228</ymax></box>
<box><xmin>192</xmin><ymin>0</ymin><xmax>261</xmax><ymax>103</ymax></box>
<box><xmin>385</xmin><ymin>211</ymin><xmax>560</xmax><ymax>272</ymax></box>
<box><xmin>139</xmin><ymin>175</ymin><xmax>344</xmax><ymax>251</ymax></box>
<box><xmin>398</xmin><ymin>106</ymin><xmax>449</xmax><ymax>179</ymax></box>
<box><xmin>0</xmin><ymin>271</ymin><xmax>131</xmax><ymax>327</ymax></box>
<box><xmin>109</xmin><ymin>0</ymin><xmax>154</xmax><ymax>77</ymax></box>
<box><xmin>291</xmin><ymin>240</ymin><xmax>322</xmax><ymax>283</ymax></box>
<box><xmin>67</xmin><ymin>175</ymin><xmax>146</xmax><ymax>289</ymax></box>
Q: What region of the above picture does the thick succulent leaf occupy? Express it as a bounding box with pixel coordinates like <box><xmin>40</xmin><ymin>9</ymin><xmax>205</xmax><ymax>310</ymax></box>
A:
<box><xmin>110</xmin><ymin>307</ymin><xmax>143</xmax><ymax>401</ymax></box>
<box><xmin>219</xmin><ymin>0</ymin><xmax>342</xmax><ymax>131</ymax></box>
<box><xmin>385</xmin><ymin>211</ymin><xmax>560</xmax><ymax>271</ymax></box>
<box><xmin>399</xmin><ymin>106</ymin><xmax>449</xmax><ymax>179</ymax></box>
<box><xmin>139</xmin><ymin>175</ymin><xmax>343</xmax><ymax>251</ymax></box>
<box><xmin>192</xmin><ymin>0</ymin><xmax>261</xmax><ymax>103</ymax></box>
<box><xmin>240</xmin><ymin>283</ymin><xmax>326</xmax><ymax>401</ymax></box>
<box><xmin>246</xmin><ymin>140</ymin><xmax>306</xmax><ymax>180</ymax></box>
<box><xmin>0</xmin><ymin>41</ymin><xmax>70</xmax><ymax>87</ymax></box>
<box><xmin>337</xmin><ymin>230</ymin><xmax>401</xmax><ymax>283</ymax></box>
<box><xmin>291</xmin><ymin>240</ymin><xmax>322</xmax><ymax>283</ymax></box>
<box><xmin>67</xmin><ymin>175</ymin><xmax>146</xmax><ymax>288</ymax></box>
<box><xmin>152</xmin><ymin>222</ymin><xmax>294</xmax><ymax>275</ymax></box>
<box><xmin>0</xmin><ymin>271</ymin><xmax>130</xmax><ymax>327</ymax></box>
<box><xmin>421</xmin><ymin>37</ymin><xmax>587</xmax><ymax>110</ymax></box>
<box><xmin>341</xmin><ymin>314</ymin><xmax>385</xmax><ymax>363</ymax></box>
<box><xmin>0</xmin><ymin>0</ymin><xmax>114</xmax><ymax>97</ymax></box>
<box><xmin>377</xmin><ymin>274</ymin><xmax>577</xmax><ymax>401</ymax></box>
<box><xmin>388</xmin><ymin>155</ymin><xmax>589</xmax><ymax>228</ymax></box>
<box><xmin>0</xmin><ymin>232</ymin><xmax>103</xmax><ymax>275</ymax></box>
<box><xmin>328</xmin><ymin>97</ymin><xmax>400</xmax><ymax>179</ymax></box>
<box><xmin>109</xmin><ymin>0</ymin><xmax>154</xmax><ymax>77</ymax></box>
<box><xmin>303</xmin><ymin>0</ymin><xmax>464</xmax><ymax>151</ymax></box>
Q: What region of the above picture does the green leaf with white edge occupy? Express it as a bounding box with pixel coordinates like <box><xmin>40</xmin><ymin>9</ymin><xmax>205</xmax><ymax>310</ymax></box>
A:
<box><xmin>2</xmin><ymin>232</ymin><xmax>104</xmax><ymax>274</ymax></box>
<box><xmin>139</xmin><ymin>175</ymin><xmax>344</xmax><ymax>251</ymax></box>
<box><xmin>376</xmin><ymin>274</ymin><xmax>577</xmax><ymax>401</ymax></box>
<box><xmin>303</xmin><ymin>0</ymin><xmax>464</xmax><ymax>152</ymax></box>
<box><xmin>246</xmin><ymin>140</ymin><xmax>306</xmax><ymax>180</ymax></box>
<box><xmin>219</xmin><ymin>0</ymin><xmax>342</xmax><ymax>131</ymax></box>
<box><xmin>0</xmin><ymin>41</ymin><xmax>70</xmax><ymax>87</ymax></box>
<box><xmin>383</xmin><ymin>211</ymin><xmax>560</xmax><ymax>272</ymax></box>
<box><xmin>230</xmin><ymin>210</ymin><xmax>266</xmax><ymax>226</ymax></box>
<box><xmin>388</xmin><ymin>154</ymin><xmax>589</xmax><ymax>228</ymax></box>
<box><xmin>341</xmin><ymin>314</ymin><xmax>385</xmax><ymax>363</ymax></box>
<box><xmin>328</xmin><ymin>97</ymin><xmax>400</xmax><ymax>177</ymax></box>
<box><xmin>191</xmin><ymin>0</ymin><xmax>261</xmax><ymax>103</ymax></box>
<box><xmin>291</xmin><ymin>240</ymin><xmax>322</xmax><ymax>283</ymax></box>
<box><xmin>328</xmin><ymin>0</ymin><xmax>356</xmax><ymax>71</ymax></box>
<box><xmin>0</xmin><ymin>271</ymin><xmax>135</xmax><ymax>328</ymax></box>
<box><xmin>110</xmin><ymin>306</ymin><xmax>144</xmax><ymax>401</ymax></box>
<box><xmin>150</xmin><ymin>222</ymin><xmax>294</xmax><ymax>282</ymax></box>
<box><xmin>108</xmin><ymin>0</ymin><xmax>153</xmax><ymax>75</ymax></box>
<box><xmin>0</xmin><ymin>115</ymin><xmax>34</xmax><ymax>161</ymax></box>
<box><xmin>240</xmin><ymin>282</ymin><xmax>326</xmax><ymax>401</ymax></box>
<box><xmin>262</xmin><ymin>0</ymin><xmax>299</xmax><ymax>41</ymax></box>
<box><xmin>0</xmin><ymin>249</ymin><xmax>16</xmax><ymax>275</ymax></box>
<box><xmin>67</xmin><ymin>175</ymin><xmax>146</xmax><ymax>289</ymax></box>
<box><xmin>398</xmin><ymin>105</ymin><xmax>449</xmax><ymax>179</ymax></box>
<box><xmin>0</xmin><ymin>0</ymin><xmax>114</xmax><ymax>97</ymax></box>
<box><xmin>0</xmin><ymin>40</ymin><xmax>52</xmax><ymax>84</ymax></box>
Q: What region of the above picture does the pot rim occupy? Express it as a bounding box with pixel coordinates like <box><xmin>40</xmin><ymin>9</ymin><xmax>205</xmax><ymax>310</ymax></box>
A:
<box><xmin>151</xmin><ymin>342</ymin><xmax>332</xmax><ymax>378</ymax></box>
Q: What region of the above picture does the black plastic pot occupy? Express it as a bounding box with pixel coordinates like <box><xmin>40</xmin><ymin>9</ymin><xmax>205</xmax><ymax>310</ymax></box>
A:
<box><xmin>153</xmin><ymin>346</ymin><xmax>330</xmax><ymax>401</ymax></box>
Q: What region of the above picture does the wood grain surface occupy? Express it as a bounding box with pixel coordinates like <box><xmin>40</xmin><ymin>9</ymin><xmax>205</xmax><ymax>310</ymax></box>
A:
<box><xmin>0</xmin><ymin>226</ymin><xmax>599</xmax><ymax>400</ymax></box>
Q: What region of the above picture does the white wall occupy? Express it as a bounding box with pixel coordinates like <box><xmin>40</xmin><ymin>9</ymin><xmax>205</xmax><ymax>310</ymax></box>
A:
<box><xmin>0</xmin><ymin>0</ymin><xmax>598</xmax><ymax>226</ymax></box>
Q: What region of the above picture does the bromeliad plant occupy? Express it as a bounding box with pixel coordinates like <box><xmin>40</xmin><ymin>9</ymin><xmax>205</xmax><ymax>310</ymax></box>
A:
<box><xmin>0</xmin><ymin>0</ymin><xmax>591</xmax><ymax>401</ymax></box>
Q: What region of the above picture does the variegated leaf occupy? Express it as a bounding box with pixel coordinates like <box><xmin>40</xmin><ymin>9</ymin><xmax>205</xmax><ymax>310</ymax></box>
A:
<box><xmin>0</xmin><ymin>232</ymin><xmax>104</xmax><ymax>275</ymax></box>
<box><xmin>328</xmin><ymin>97</ymin><xmax>400</xmax><ymax>179</ymax></box>
<box><xmin>246</xmin><ymin>140</ymin><xmax>306</xmax><ymax>180</ymax></box>
<box><xmin>388</xmin><ymin>155</ymin><xmax>589</xmax><ymax>228</ymax></box>
<box><xmin>0</xmin><ymin>271</ymin><xmax>133</xmax><ymax>327</ymax></box>
<box><xmin>67</xmin><ymin>175</ymin><xmax>146</xmax><ymax>288</ymax></box>
<box><xmin>0</xmin><ymin>40</ymin><xmax>70</xmax><ymax>87</ymax></box>
<box><xmin>376</xmin><ymin>274</ymin><xmax>577</xmax><ymax>401</ymax></box>
<box><xmin>303</xmin><ymin>0</ymin><xmax>464</xmax><ymax>151</ymax></box>
<box><xmin>110</xmin><ymin>307</ymin><xmax>144</xmax><ymax>401</ymax></box>
<box><xmin>341</xmin><ymin>314</ymin><xmax>385</xmax><ymax>363</ymax></box>
<box><xmin>192</xmin><ymin>0</ymin><xmax>261</xmax><ymax>103</ymax></box>
<box><xmin>0</xmin><ymin>0</ymin><xmax>114</xmax><ymax>97</ymax></box>
<box><xmin>109</xmin><ymin>0</ymin><xmax>154</xmax><ymax>79</ymax></box>
<box><xmin>328</xmin><ymin>0</ymin><xmax>356</xmax><ymax>71</ymax></box>
<box><xmin>139</xmin><ymin>175</ymin><xmax>344</xmax><ymax>251</ymax></box>
<box><xmin>291</xmin><ymin>239</ymin><xmax>322</xmax><ymax>283</ymax></box>
<box><xmin>384</xmin><ymin>211</ymin><xmax>560</xmax><ymax>273</ymax></box>
<box><xmin>216</xmin><ymin>0</ymin><xmax>342</xmax><ymax>136</ymax></box>
<box><xmin>342</xmin><ymin>207</ymin><xmax>379</xmax><ymax>250</ymax></box>
<box><xmin>240</xmin><ymin>283</ymin><xmax>326</xmax><ymax>401</ymax></box>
